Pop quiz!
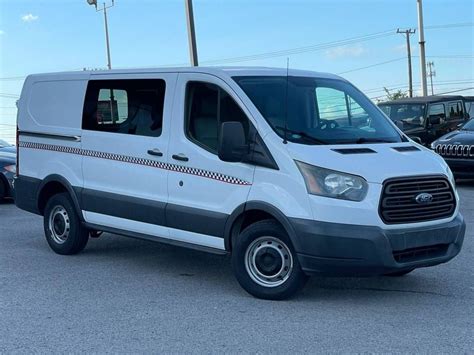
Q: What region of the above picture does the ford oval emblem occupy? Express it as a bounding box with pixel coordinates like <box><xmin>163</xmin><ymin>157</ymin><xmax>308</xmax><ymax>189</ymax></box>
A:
<box><xmin>415</xmin><ymin>193</ymin><xmax>433</xmax><ymax>204</ymax></box>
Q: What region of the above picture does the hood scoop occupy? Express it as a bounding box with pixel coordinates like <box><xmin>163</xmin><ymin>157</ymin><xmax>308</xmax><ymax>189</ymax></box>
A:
<box><xmin>392</xmin><ymin>146</ymin><xmax>420</xmax><ymax>152</ymax></box>
<box><xmin>332</xmin><ymin>148</ymin><xmax>376</xmax><ymax>154</ymax></box>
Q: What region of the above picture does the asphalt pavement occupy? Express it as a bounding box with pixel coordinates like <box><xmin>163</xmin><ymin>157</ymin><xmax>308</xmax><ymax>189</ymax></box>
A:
<box><xmin>1</xmin><ymin>182</ymin><xmax>473</xmax><ymax>353</ymax></box>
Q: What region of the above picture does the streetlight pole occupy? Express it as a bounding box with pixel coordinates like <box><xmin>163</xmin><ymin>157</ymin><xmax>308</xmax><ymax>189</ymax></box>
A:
<box><xmin>417</xmin><ymin>0</ymin><xmax>428</xmax><ymax>96</ymax></box>
<box><xmin>185</xmin><ymin>0</ymin><xmax>199</xmax><ymax>66</ymax></box>
<box><xmin>87</xmin><ymin>0</ymin><xmax>115</xmax><ymax>70</ymax></box>
<box><xmin>397</xmin><ymin>28</ymin><xmax>416</xmax><ymax>97</ymax></box>
<box><xmin>427</xmin><ymin>61</ymin><xmax>436</xmax><ymax>95</ymax></box>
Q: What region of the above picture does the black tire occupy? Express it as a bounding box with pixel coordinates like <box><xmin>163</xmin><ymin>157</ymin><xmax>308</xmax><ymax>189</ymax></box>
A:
<box><xmin>232</xmin><ymin>219</ymin><xmax>308</xmax><ymax>300</ymax></box>
<box><xmin>385</xmin><ymin>269</ymin><xmax>415</xmax><ymax>277</ymax></box>
<box><xmin>43</xmin><ymin>193</ymin><xmax>88</xmax><ymax>255</ymax></box>
<box><xmin>0</xmin><ymin>179</ymin><xmax>5</xmax><ymax>200</ymax></box>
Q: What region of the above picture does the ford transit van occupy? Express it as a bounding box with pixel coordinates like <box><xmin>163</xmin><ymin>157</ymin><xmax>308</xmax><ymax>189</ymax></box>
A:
<box><xmin>14</xmin><ymin>67</ymin><xmax>466</xmax><ymax>299</ymax></box>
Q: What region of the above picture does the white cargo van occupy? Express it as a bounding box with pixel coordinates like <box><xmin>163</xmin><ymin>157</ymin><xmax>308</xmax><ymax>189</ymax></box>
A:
<box><xmin>15</xmin><ymin>67</ymin><xmax>465</xmax><ymax>300</ymax></box>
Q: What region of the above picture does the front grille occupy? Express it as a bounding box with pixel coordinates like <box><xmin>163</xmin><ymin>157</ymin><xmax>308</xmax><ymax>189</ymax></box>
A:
<box><xmin>435</xmin><ymin>144</ymin><xmax>474</xmax><ymax>159</ymax></box>
<box><xmin>393</xmin><ymin>244</ymin><xmax>449</xmax><ymax>263</ymax></box>
<box><xmin>379</xmin><ymin>176</ymin><xmax>455</xmax><ymax>224</ymax></box>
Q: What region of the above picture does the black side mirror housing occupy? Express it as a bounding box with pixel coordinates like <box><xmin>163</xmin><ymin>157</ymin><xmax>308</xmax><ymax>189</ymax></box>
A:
<box><xmin>409</xmin><ymin>136</ymin><xmax>422</xmax><ymax>144</ymax></box>
<box><xmin>218</xmin><ymin>121</ymin><xmax>249</xmax><ymax>162</ymax></box>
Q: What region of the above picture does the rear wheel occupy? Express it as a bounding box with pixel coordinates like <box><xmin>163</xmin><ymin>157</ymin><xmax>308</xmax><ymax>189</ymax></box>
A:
<box><xmin>232</xmin><ymin>220</ymin><xmax>308</xmax><ymax>300</ymax></box>
<box><xmin>43</xmin><ymin>193</ymin><xmax>88</xmax><ymax>255</ymax></box>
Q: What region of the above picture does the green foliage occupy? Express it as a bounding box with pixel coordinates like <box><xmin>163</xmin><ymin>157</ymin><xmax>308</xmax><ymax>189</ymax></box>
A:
<box><xmin>382</xmin><ymin>87</ymin><xmax>408</xmax><ymax>101</ymax></box>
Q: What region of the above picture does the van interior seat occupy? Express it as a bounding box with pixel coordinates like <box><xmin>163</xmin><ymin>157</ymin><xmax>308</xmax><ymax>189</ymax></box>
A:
<box><xmin>191</xmin><ymin>93</ymin><xmax>218</xmax><ymax>150</ymax></box>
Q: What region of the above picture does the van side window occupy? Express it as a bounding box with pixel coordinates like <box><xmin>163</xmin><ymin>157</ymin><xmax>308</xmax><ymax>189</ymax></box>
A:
<box><xmin>447</xmin><ymin>101</ymin><xmax>464</xmax><ymax>120</ymax></box>
<box><xmin>83</xmin><ymin>79</ymin><xmax>166</xmax><ymax>137</ymax></box>
<box><xmin>185</xmin><ymin>81</ymin><xmax>249</xmax><ymax>153</ymax></box>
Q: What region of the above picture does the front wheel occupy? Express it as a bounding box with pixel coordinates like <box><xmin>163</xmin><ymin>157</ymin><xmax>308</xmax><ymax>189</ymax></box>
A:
<box><xmin>43</xmin><ymin>193</ymin><xmax>89</xmax><ymax>255</ymax></box>
<box><xmin>232</xmin><ymin>220</ymin><xmax>308</xmax><ymax>300</ymax></box>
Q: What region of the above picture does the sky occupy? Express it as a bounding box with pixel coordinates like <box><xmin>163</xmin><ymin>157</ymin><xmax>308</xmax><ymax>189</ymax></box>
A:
<box><xmin>1</xmin><ymin>0</ymin><xmax>473</xmax><ymax>142</ymax></box>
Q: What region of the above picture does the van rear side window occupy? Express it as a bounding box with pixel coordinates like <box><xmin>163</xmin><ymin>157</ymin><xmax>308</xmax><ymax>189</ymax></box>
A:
<box><xmin>82</xmin><ymin>79</ymin><xmax>166</xmax><ymax>137</ymax></box>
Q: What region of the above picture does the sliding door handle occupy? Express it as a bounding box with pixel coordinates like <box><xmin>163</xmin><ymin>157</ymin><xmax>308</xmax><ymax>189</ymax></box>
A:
<box><xmin>172</xmin><ymin>153</ymin><xmax>189</xmax><ymax>162</ymax></box>
<box><xmin>147</xmin><ymin>149</ymin><xmax>163</xmax><ymax>157</ymax></box>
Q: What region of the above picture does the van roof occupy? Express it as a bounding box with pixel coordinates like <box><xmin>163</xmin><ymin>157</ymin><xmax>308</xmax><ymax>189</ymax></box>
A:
<box><xmin>26</xmin><ymin>66</ymin><xmax>345</xmax><ymax>81</ymax></box>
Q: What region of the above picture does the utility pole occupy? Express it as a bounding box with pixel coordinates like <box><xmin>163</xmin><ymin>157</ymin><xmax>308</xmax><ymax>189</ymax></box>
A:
<box><xmin>87</xmin><ymin>0</ymin><xmax>115</xmax><ymax>70</ymax></box>
<box><xmin>185</xmin><ymin>0</ymin><xmax>199</xmax><ymax>66</ymax></box>
<box><xmin>427</xmin><ymin>61</ymin><xmax>436</xmax><ymax>95</ymax></box>
<box><xmin>397</xmin><ymin>28</ymin><xmax>416</xmax><ymax>97</ymax></box>
<box><xmin>417</xmin><ymin>0</ymin><xmax>428</xmax><ymax>96</ymax></box>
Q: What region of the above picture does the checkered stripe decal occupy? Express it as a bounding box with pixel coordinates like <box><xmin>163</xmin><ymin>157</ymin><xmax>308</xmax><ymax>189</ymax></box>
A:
<box><xmin>19</xmin><ymin>141</ymin><xmax>252</xmax><ymax>186</ymax></box>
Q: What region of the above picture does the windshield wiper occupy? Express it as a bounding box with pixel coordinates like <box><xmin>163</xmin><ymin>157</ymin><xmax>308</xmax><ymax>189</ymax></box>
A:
<box><xmin>275</xmin><ymin>126</ymin><xmax>327</xmax><ymax>145</ymax></box>
<box><xmin>355</xmin><ymin>138</ymin><xmax>398</xmax><ymax>144</ymax></box>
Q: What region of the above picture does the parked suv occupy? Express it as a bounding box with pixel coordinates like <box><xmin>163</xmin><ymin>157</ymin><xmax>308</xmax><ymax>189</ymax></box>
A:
<box><xmin>378</xmin><ymin>96</ymin><xmax>469</xmax><ymax>146</ymax></box>
<box><xmin>432</xmin><ymin>118</ymin><xmax>474</xmax><ymax>178</ymax></box>
<box><xmin>14</xmin><ymin>68</ymin><xmax>465</xmax><ymax>299</ymax></box>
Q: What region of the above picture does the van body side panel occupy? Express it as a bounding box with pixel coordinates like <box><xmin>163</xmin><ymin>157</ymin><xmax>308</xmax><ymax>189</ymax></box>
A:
<box><xmin>17</xmin><ymin>76</ymin><xmax>88</xmax><ymax>212</ymax></box>
<box><xmin>80</xmin><ymin>73</ymin><xmax>177</xmax><ymax>240</ymax></box>
<box><xmin>166</xmin><ymin>73</ymin><xmax>255</xmax><ymax>236</ymax></box>
<box><xmin>246</xmin><ymin>132</ymin><xmax>313</xmax><ymax>220</ymax></box>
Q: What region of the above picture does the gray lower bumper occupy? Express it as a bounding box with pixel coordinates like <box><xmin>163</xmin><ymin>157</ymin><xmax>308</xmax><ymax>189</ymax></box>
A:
<box><xmin>289</xmin><ymin>214</ymin><xmax>466</xmax><ymax>276</ymax></box>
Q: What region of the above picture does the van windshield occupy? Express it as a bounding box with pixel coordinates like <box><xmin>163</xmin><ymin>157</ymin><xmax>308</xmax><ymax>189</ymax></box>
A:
<box><xmin>233</xmin><ymin>76</ymin><xmax>403</xmax><ymax>145</ymax></box>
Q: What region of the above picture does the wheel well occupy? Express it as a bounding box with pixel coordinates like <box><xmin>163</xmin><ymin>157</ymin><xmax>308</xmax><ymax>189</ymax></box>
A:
<box><xmin>38</xmin><ymin>181</ymin><xmax>68</xmax><ymax>215</ymax></box>
<box><xmin>228</xmin><ymin>209</ymin><xmax>283</xmax><ymax>251</ymax></box>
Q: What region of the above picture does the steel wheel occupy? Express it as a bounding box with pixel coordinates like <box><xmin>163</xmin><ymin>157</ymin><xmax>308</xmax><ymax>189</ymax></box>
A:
<box><xmin>48</xmin><ymin>205</ymin><xmax>71</xmax><ymax>244</ymax></box>
<box><xmin>244</xmin><ymin>236</ymin><xmax>293</xmax><ymax>288</ymax></box>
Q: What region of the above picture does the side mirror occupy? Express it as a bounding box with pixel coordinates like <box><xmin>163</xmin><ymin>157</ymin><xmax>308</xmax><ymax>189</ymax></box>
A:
<box><xmin>218</xmin><ymin>121</ymin><xmax>248</xmax><ymax>162</ymax></box>
<box><xmin>428</xmin><ymin>115</ymin><xmax>441</xmax><ymax>125</ymax></box>
<box><xmin>409</xmin><ymin>136</ymin><xmax>422</xmax><ymax>144</ymax></box>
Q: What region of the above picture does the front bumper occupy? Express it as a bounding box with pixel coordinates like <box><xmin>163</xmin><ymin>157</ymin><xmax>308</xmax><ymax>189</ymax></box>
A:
<box><xmin>444</xmin><ymin>158</ymin><xmax>474</xmax><ymax>178</ymax></box>
<box><xmin>290</xmin><ymin>214</ymin><xmax>465</xmax><ymax>276</ymax></box>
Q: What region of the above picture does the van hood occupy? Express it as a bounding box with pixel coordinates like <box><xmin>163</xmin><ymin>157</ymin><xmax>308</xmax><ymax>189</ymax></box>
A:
<box><xmin>286</xmin><ymin>143</ymin><xmax>448</xmax><ymax>184</ymax></box>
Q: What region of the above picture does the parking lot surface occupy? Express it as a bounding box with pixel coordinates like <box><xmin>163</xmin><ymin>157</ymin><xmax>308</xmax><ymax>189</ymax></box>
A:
<box><xmin>1</xmin><ymin>182</ymin><xmax>473</xmax><ymax>353</ymax></box>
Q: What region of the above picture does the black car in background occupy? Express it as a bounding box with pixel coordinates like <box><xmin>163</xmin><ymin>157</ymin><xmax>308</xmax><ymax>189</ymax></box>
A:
<box><xmin>378</xmin><ymin>95</ymin><xmax>469</xmax><ymax>146</ymax></box>
<box><xmin>0</xmin><ymin>139</ymin><xmax>16</xmax><ymax>200</ymax></box>
<box><xmin>431</xmin><ymin>119</ymin><xmax>474</xmax><ymax>178</ymax></box>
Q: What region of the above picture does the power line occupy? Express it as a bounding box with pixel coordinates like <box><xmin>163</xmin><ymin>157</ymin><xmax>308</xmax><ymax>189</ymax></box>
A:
<box><xmin>436</xmin><ymin>87</ymin><xmax>474</xmax><ymax>95</ymax></box>
<box><xmin>425</xmin><ymin>22</ymin><xmax>474</xmax><ymax>30</ymax></box>
<box><xmin>338</xmin><ymin>57</ymin><xmax>406</xmax><ymax>74</ymax></box>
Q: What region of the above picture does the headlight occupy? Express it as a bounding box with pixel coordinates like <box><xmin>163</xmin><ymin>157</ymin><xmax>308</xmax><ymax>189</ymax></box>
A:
<box><xmin>430</xmin><ymin>142</ymin><xmax>436</xmax><ymax>150</ymax></box>
<box><xmin>295</xmin><ymin>161</ymin><xmax>368</xmax><ymax>201</ymax></box>
<box><xmin>4</xmin><ymin>165</ymin><xmax>16</xmax><ymax>174</ymax></box>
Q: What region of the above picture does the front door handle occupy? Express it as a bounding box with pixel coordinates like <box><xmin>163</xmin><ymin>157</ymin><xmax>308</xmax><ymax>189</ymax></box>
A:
<box><xmin>147</xmin><ymin>149</ymin><xmax>163</xmax><ymax>157</ymax></box>
<box><xmin>172</xmin><ymin>153</ymin><xmax>189</xmax><ymax>162</ymax></box>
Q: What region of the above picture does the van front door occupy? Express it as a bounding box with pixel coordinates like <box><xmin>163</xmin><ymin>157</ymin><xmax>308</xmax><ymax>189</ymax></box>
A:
<box><xmin>80</xmin><ymin>74</ymin><xmax>175</xmax><ymax>239</ymax></box>
<box><xmin>166</xmin><ymin>73</ymin><xmax>256</xmax><ymax>250</ymax></box>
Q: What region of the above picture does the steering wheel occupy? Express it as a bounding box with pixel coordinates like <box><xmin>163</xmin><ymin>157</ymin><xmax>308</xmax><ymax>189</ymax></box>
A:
<box><xmin>319</xmin><ymin>119</ymin><xmax>339</xmax><ymax>130</ymax></box>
